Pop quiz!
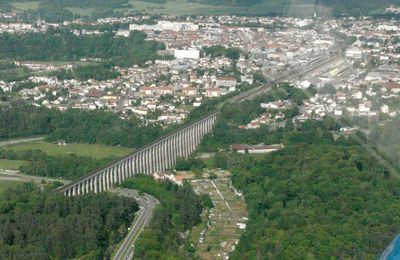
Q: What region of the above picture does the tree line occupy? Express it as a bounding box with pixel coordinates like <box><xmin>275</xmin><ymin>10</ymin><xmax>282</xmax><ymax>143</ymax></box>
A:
<box><xmin>188</xmin><ymin>0</ymin><xmax>400</xmax><ymax>16</ymax></box>
<box><xmin>1</xmin><ymin>0</ymin><xmax>130</xmax><ymax>22</ymax></box>
<box><xmin>203</xmin><ymin>45</ymin><xmax>243</xmax><ymax>60</ymax></box>
<box><xmin>0</xmin><ymin>29</ymin><xmax>163</xmax><ymax>67</ymax></box>
<box><xmin>194</xmin><ymin>85</ymin><xmax>400</xmax><ymax>258</ymax></box>
<box><xmin>0</xmin><ymin>182</ymin><xmax>139</xmax><ymax>259</ymax></box>
<box><xmin>205</xmin><ymin>115</ymin><xmax>400</xmax><ymax>258</ymax></box>
<box><xmin>0</xmin><ymin>102</ymin><xmax>174</xmax><ymax>148</ymax></box>
<box><xmin>0</xmin><ymin>149</ymin><xmax>114</xmax><ymax>180</ymax></box>
<box><xmin>225</xmin><ymin>138</ymin><xmax>400</xmax><ymax>259</ymax></box>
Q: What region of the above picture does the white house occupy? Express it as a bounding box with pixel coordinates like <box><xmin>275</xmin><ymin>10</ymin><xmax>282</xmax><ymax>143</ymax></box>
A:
<box><xmin>215</xmin><ymin>77</ymin><xmax>237</xmax><ymax>92</ymax></box>
<box><xmin>230</xmin><ymin>143</ymin><xmax>284</xmax><ymax>154</ymax></box>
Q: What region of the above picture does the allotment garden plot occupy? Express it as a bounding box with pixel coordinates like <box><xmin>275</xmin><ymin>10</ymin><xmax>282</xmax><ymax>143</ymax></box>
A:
<box><xmin>190</xmin><ymin>173</ymin><xmax>248</xmax><ymax>260</ymax></box>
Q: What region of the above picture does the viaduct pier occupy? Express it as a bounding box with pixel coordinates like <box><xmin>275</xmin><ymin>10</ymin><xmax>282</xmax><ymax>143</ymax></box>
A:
<box><xmin>55</xmin><ymin>112</ymin><xmax>218</xmax><ymax>196</ymax></box>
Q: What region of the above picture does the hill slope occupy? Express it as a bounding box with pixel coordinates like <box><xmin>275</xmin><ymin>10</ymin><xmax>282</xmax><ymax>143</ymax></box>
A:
<box><xmin>7</xmin><ymin>0</ymin><xmax>400</xmax><ymax>18</ymax></box>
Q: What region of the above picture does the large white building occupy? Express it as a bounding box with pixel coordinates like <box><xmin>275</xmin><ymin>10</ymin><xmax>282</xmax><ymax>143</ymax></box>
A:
<box><xmin>216</xmin><ymin>76</ymin><xmax>237</xmax><ymax>91</ymax></box>
<box><xmin>345</xmin><ymin>47</ymin><xmax>363</xmax><ymax>60</ymax></box>
<box><xmin>174</xmin><ymin>49</ymin><xmax>200</xmax><ymax>59</ymax></box>
<box><xmin>129</xmin><ymin>21</ymin><xmax>198</xmax><ymax>32</ymax></box>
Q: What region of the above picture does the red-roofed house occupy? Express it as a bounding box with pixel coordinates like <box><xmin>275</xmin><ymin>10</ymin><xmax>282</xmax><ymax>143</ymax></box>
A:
<box><xmin>383</xmin><ymin>82</ymin><xmax>400</xmax><ymax>93</ymax></box>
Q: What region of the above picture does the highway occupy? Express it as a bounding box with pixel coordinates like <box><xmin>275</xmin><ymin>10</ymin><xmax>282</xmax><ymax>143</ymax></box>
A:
<box><xmin>110</xmin><ymin>188</ymin><xmax>159</xmax><ymax>260</ymax></box>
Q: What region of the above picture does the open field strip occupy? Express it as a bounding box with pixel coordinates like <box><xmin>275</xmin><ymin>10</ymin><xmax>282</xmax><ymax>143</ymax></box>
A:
<box><xmin>4</xmin><ymin>141</ymin><xmax>134</xmax><ymax>159</ymax></box>
<box><xmin>0</xmin><ymin>159</ymin><xmax>28</xmax><ymax>170</ymax></box>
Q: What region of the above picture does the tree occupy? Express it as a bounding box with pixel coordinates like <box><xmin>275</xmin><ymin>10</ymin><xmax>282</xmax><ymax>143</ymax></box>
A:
<box><xmin>213</xmin><ymin>152</ymin><xmax>228</xmax><ymax>169</ymax></box>
<box><xmin>121</xmin><ymin>175</ymin><xmax>203</xmax><ymax>258</ymax></box>
<box><xmin>319</xmin><ymin>83</ymin><xmax>337</xmax><ymax>95</ymax></box>
<box><xmin>229</xmin><ymin>142</ymin><xmax>400</xmax><ymax>259</ymax></box>
<box><xmin>226</xmin><ymin>48</ymin><xmax>241</xmax><ymax>60</ymax></box>
<box><xmin>0</xmin><ymin>183</ymin><xmax>138</xmax><ymax>259</ymax></box>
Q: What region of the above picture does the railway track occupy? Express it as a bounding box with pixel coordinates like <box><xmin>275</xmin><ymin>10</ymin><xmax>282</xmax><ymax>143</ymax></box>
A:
<box><xmin>228</xmin><ymin>53</ymin><xmax>340</xmax><ymax>103</ymax></box>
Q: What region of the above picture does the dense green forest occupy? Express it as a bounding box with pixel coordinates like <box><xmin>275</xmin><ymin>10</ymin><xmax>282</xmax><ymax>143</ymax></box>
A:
<box><xmin>207</xmin><ymin>121</ymin><xmax>400</xmax><ymax>258</ymax></box>
<box><xmin>3</xmin><ymin>0</ymin><xmax>398</xmax><ymax>19</ymax></box>
<box><xmin>0</xmin><ymin>183</ymin><xmax>138</xmax><ymax>259</ymax></box>
<box><xmin>0</xmin><ymin>149</ymin><xmax>114</xmax><ymax>179</ymax></box>
<box><xmin>1</xmin><ymin>0</ymin><xmax>130</xmax><ymax>21</ymax></box>
<box><xmin>226</xmin><ymin>142</ymin><xmax>400</xmax><ymax>259</ymax></box>
<box><xmin>40</xmin><ymin>0</ymin><xmax>129</xmax><ymax>9</ymax></box>
<box><xmin>0</xmin><ymin>103</ymin><xmax>174</xmax><ymax>148</ymax></box>
<box><xmin>186</xmin><ymin>83</ymin><xmax>400</xmax><ymax>258</ymax></box>
<box><xmin>0</xmin><ymin>29</ymin><xmax>163</xmax><ymax>67</ymax></box>
<box><xmin>189</xmin><ymin>0</ymin><xmax>400</xmax><ymax>16</ymax></box>
<box><xmin>121</xmin><ymin>175</ymin><xmax>210</xmax><ymax>259</ymax></box>
<box><xmin>319</xmin><ymin>0</ymin><xmax>400</xmax><ymax>16</ymax></box>
<box><xmin>188</xmin><ymin>0</ymin><xmax>269</xmax><ymax>7</ymax></box>
<box><xmin>1</xmin><ymin>0</ymin><xmax>129</xmax><ymax>11</ymax></box>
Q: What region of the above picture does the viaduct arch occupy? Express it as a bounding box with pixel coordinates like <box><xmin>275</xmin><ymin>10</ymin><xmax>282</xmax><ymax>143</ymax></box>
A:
<box><xmin>55</xmin><ymin>112</ymin><xmax>218</xmax><ymax>196</ymax></box>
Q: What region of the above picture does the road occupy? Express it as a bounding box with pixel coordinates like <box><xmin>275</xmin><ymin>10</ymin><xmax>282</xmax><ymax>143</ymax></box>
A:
<box><xmin>0</xmin><ymin>170</ymin><xmax>70</xmax><ymax>185</ymax></box>
<box><xmin>0</xmin><ymin>172</ymin><xmax>156</xmax><ymax>260</ymax></box>
<box><xmin>110</xmin><ymin>188</ymin><xmax>159</xmax><ymax>260</ymax></box>
<box><xmin>0</xmin><ymin>136</ymin><xmax>45</xmax><ymax>147</ymax></box>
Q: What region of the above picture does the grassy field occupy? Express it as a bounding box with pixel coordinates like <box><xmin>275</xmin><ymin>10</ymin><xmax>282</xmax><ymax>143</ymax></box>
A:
<box><xmin>0</xmin><ymin>159</ymin><xmax>28</xmax><ymax>170</ymax></box>
<box><xmin>5</xmin><ymin>141</ymin><xmax>134</xmax><ymax>159</ymax></box>
<box><xmin>0</xmin><ymin>67</ymin><xmax>32</xmax><ymax>83</ymax></box>
<box><xmin>200</xmin><ymin>157</ymin><xmax>214</xmax><ymax>168</ymax></box>
<box><xmin>0</xmin><ymin>180</ymin><xmax>22</xmax><ymax>195</ymax></box>
<box><xmin>11</xmin><ymin>1</ymin><xmax>41</xmax><ymax>11</ymax></box>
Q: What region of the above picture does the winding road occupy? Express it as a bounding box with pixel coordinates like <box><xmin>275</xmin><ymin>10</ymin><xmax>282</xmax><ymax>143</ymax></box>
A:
<box><xmin>110</xmin><ymin>188</ymin><xmax>159</xmax><ymax>260</ymax></box>
<box><xmin>0</xmin><ymin>171</ymin><xmax>157</xmax><ymax>260</ymax></box>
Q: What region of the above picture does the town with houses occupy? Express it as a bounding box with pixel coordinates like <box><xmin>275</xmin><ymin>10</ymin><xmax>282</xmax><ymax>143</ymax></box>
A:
<box><xmin>0</xmin><ymin>7</ymin><xmax>400</xmax><ymax>133</ymax></box>
<box><xmin>1</xmin><ymin>2</ymin><xmax>400</xmax><ymax>259</ymax></box>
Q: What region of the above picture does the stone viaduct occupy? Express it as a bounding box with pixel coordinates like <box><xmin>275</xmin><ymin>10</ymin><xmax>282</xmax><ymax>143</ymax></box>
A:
<box><xmin>55</xmin><ymin>112</ymin><xmax>218</xmax><ymax>196</ymax></box>
<box><xmin>55</xmin><ymin>51</ymin><xmax>339</xmax><ymax>197</ymax></box>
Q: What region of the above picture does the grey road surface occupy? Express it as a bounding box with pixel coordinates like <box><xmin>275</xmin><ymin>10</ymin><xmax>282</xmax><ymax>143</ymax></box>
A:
<box><xmin>0</xmin><ymin>136</ymin><xmax>45</xmax><ymax>147</ymax></box>
<box><xmin>0</xmin><ymin>170</ymin><xmax>70</xmax><ymax>185</ymax></box>
<box><xmin>110</xmin><ymin>188</ymin><xmax>159</xmax><ymax>260</ymax></box>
